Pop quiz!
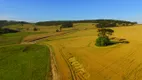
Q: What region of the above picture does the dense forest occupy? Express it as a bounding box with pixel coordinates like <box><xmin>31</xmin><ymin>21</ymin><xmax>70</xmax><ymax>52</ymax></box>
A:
<box><xmin>0</xmin><ymin>19</ymin><xmax>137</xmax><ymax>28</ymax></box>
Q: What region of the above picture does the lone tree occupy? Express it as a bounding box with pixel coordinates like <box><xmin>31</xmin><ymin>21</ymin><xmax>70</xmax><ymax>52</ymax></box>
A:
<box><xmin>56</xmin><ymin>29</ymin><xmax>60</xmax><ymax>32</ymax></box>
<box><xmin>59</xmin><ymin>26</ymin><xmax>62</xmax><ymax>32</ymax></box>
<box><xmin>33</xmin><ymin>27</ymin><xmax>38</xmax><ymax>31</ymax></box>
<box><xmin>33</xmin><ymin>24</ymin><xmax>39</xmax><ymax>31</ymax></box>
<box><xmin>96</xmin><ymin>28</ymin><xmax>114</xmax><ymax>46</ymax></box>
<box><xmin>56</xmin><ymin>26</ymin><xmax>62</xmax><ymax>32</ymax></box>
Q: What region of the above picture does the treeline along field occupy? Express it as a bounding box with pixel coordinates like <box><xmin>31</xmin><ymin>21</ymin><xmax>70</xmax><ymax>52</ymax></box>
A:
<box><xmin>35</xmin><ymin>19</ymin><xmax>137</xmax><ymax>27</ymax></box>
<box><xmin>0</xmin><ymin>20</ymin><xmax>30</xmax><ymax>28</ymax></box>
<box><xmin>0</xmin><ymin>19</ymin><xmax>137</xmax><ymax>29</ymax></box>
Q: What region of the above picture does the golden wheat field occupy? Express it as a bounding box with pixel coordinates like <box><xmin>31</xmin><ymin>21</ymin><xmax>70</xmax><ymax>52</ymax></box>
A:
<box><xmin>43</xmin><ymin>24</ymin><xmax>142</xmax><ymax>80</ymax></box>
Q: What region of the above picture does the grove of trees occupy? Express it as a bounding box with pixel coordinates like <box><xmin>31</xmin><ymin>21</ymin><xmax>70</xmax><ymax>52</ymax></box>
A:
<box><xmin>0</xmin><ymin>20</ymin><xmax>30</xmax><ymax>28</ymax></box>
<box><xmin>96</xmin><ymin>28</ymin><xmax>114</xmax><ymax>46</ymax></box>
<box><xmin>0</xmin><ymin>28</ymin><xmax>19</xmax><ymax>34</ymax></box>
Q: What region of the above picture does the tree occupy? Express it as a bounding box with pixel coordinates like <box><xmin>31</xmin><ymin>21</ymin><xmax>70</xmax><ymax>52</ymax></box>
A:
<box><xmin>96</xmin><ymin>37</ymin><xmax>110</xmax><ymax>46</ymax></box>
<box><xmin>97</xmin><ymin>28</ymin><xmax>114</xmax><ymax>37</ymax></box>
<box><xmin>61</xmin><ymin>22</ymin><xmax>73</xmax><ymax>28</ymax></box>
<box><xmin>56</xmin><ymin>29</ymin><xmax>60</xmax><ymax>32</ymax></box>
<box><xmin>106</xmin><ymin>29</ymin><xmax>114</xmax><ymax>36</ymax></box>
<box><xmin>59</xmin><ymin>26</ymin><xmax>62</xmax><ymax>32</ymax></box>
<box><xmin>96</xmin><ymin>28</ymin><xmax>114</xmax><ymax>46</ymax></box>
<box><xmin>33</xmin><ymin>27</ymin><xmax>38</xmax><ymax>31</ymax></box>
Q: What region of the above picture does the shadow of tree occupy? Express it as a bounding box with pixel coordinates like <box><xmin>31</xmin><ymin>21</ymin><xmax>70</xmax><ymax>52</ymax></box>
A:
<box><xmin>110</xmin><ymin>37</ymin><xmax>130</xmax><ymax>45</ymax></box>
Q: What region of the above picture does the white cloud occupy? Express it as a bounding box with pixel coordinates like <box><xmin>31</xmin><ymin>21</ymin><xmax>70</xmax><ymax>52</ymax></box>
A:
<box><xmin>126</xmin><ymin>16</ymin><xmax>142</xmax><ymax>24</ymax></box>
<box><xmin>0</xmin><ymin>14</ymin><xmax>20</xmax><ymax>20</ymax></box>
<box><xmin>0</xmin><ymin>15</ymin><xmax>11</xmax><ymax>20</ymax></box>
<box><xmin>0</xmin><ymin>15</ymin><xmax>36</xmax><ymax>22</ymax></box>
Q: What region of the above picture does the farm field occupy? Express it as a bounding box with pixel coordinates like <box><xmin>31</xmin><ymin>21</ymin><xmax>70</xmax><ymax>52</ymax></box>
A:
<box><xmin>3</xmin><ymin>23</ymin><xmax>96</xmax><ymax>32</ymax></box>
<box><xmin>0</xmin><ymin>44</ymin><xmax>50</xmax><ymax>80</ymax></box>
<box><xmin>44</xmin><ymin>24</ymin><xmax>142</xmax><ymax>80</ymax></box>
<box><xmin>1</xmin><ymin>0</ymin><xmax>141</xmax><ymax>79</ymax></box>
<box><xmin>0</xmin><ymin>23</ymin><xmax>96</xmax><ymax>80</ymax></box>
<box><xmin>1</xmin><ymin>22</ymin><xmax>142</xmax><ymax>80</ymax></box>
<box><xmin>0</xmin><ymin>32</ymin><xmax>48</xmax><ymax>46</ymax></box>
<box><xmin>0</xmin><ymin>28</ymin><xmax>51</xmax><ymax>80</ymax></box>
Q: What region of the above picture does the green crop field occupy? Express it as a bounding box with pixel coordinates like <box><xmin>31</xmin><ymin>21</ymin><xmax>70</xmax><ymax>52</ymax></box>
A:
<box><xmin>0</xmin><ymin>32</ymin><xmax>48</xmax><ymax>46</ymax></box>
<box><xmin>0</xmin><ymin>44</ymin><xmax>50</xmax><ymax>80</ymax></box>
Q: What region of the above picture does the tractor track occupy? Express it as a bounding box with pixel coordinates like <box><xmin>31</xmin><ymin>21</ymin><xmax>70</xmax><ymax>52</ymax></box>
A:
<box><xmin>59</xmin><ymin>44</ymin><xmax>90</xmax><ymax>80</ymax></box>
<box><xmin>47</xmin><ymin>45</ymin><xmax>61</xmax><ymax>80</ymax></box>
<box><xmin>21</xmin><ymin>30</ymin><xmax>79</xmax><ymax>80</ymax></box>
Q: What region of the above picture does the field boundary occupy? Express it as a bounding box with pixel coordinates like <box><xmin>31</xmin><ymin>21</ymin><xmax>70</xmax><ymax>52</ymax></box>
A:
<box><xmin>22</xmin><ymin>29</ymin><xmax>78</xmax><ymax>43</ymax></box>
<box><xmin>47</xmin><ymin>44</ymin><xmax>61</xmax><ymax>80</ymax></box>
<box><xmin>21</xmin><ymin>30</ymin><xmax>79</xmax><ymax>80</ymax></box>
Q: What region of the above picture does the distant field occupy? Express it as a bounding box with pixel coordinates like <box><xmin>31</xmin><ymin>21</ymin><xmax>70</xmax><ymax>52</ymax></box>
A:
<box><xmin>3</xmin><ymin>23</ymin><xmax>96</xmax><ymax>32</ymax></box>
<box><xmin>3</xmin><ymin>24</ymin><xmax>62</xmax><ymax>32</ymax></box>
<box><xmin>0</xmin><ymin>44</ymin><xmax>50</xmax><ymax>80</ymax></box>
<box><xmin>44</xmin><ymin>24</ymin><xmax>142</xmax><ymax>80</ymax></box>
<box><xmin>0</xmin><ymin>32</ymin><xmax>48</xmax><ymax>46</ymax></box>
<box><xmin>20</xmin><ymin>23</ymin><xmax>97</xmax><ymax>43</ymax></box>
<box><xmin>73</xmin><ymin>23</ymin><xmax>96</xmax><ymax>30</ymax></box>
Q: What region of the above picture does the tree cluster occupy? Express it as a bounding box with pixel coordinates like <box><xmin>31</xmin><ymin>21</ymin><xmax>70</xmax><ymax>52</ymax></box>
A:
<box><xmin>0</xmin><ymin>20</ymin><xmax>30</xmax><ymax>28</ymax></box>
<box><xmin>33</xmin><ymin>27</ymin><xmax>40</xmax><ymax>31</ymax></box>
<box><xmin>0</xmin><ymin>28</ymin><xmax>19</xmax><ymax>34</ymax></box>
<box><xmin>95</xmin><ymin>19</ymin><xmax>137</xmax><ymax>28</ymax></box>
<box><xmin>96</xmin><ymin>28</ymin><xmax>114</xmax><ymax>46</ymax></box>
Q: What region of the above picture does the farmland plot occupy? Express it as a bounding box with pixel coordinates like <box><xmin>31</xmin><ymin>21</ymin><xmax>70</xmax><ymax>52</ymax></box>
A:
<box><xmin>46</xmin><ymin>25</ymin><xmax>142</xmax><ymax>80</ymax></box>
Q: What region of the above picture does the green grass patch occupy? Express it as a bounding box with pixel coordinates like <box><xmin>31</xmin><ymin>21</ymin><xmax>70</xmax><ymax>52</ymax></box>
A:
<box><xmin>0</xmin><ymin>32</ymin><xmax>47</xmax><ymax>46</ymax></box>
<box><xmin>0</xmin><ymin>44</ymin><xmax>50</xmax><ymax>80</ymax></box>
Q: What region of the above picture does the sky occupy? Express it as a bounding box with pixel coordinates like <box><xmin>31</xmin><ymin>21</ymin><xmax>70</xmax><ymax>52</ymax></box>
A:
<box><xmin>0</xmin><ymin>0</ymin><xmax>142</xmax><ymax>23</ymax></box>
